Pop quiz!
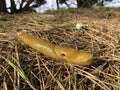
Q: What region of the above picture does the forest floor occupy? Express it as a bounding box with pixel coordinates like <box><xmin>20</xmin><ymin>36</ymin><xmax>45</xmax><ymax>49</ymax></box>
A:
<box><xmin>0</xmin><ymin>7</ymin><xmax>120</xmax><ymax>90</ymax></box>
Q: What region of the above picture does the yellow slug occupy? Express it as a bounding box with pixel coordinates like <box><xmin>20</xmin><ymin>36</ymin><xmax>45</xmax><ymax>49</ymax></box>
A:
<box><xmin>17</xmin><ymin>32</ymin><xmax>93</xmax><ymax>66</ymax></box>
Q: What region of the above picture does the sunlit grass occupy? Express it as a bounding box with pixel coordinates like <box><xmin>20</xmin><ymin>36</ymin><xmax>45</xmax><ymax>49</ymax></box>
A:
<box><xmin>0</xmin><ymin>54</ymin><xmax>36</xmax><ymax>90</ymax></box>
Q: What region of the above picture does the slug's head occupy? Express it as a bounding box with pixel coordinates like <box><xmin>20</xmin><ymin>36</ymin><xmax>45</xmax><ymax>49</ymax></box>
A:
<box><xmin>54</xmin><ymin>45</ymin><xmax>93</xmax><ymax>66</ymax></box>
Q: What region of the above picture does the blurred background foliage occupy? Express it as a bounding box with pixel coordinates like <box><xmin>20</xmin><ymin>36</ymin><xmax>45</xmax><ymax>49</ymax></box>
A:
<box><xmin>0</xmin><ymin>0</ymin><xmax>114</xmax><ymax>14</ymax></box>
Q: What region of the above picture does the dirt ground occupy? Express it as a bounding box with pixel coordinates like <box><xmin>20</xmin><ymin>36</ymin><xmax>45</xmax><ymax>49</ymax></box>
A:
<box><xmin>0</xmin><ymin>7</ymin><xmax>120</xmax><ymax>90</ymax></box>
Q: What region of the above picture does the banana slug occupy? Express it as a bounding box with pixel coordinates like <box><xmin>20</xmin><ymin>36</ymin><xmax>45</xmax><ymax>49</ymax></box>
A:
<box><xmin>17</xmin><ymin>32</ymin><xmax>93</xmax><ymax>66</ymax></box>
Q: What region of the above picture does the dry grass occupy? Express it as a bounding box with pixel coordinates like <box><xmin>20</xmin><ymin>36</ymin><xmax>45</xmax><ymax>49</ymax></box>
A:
<box><xmin>0</xmin><ymin>7</ymin><xmax>120</xmax><ymax>90</ymax></box>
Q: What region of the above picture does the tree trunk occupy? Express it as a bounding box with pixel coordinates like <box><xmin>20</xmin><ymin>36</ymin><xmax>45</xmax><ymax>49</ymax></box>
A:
<box><xmin>10</xmin><ymin>0</ymin><xmax>17</xmax><ymax>13</ymax></box>
<box><xmin>56</xmin><ymin>0</ymin><xmax>60</xmax><ymax>10</ymax></box>
<box><xmin>19</xmin><ymin>0</ymin><xmax>26</xmax><ymax>12</ymax></box>
<box><xmin>0</xmin><ymin>0</ymin><xmax>7</xmax><ymax>13</ymax></box>
<box><xmin>64</xmin><ymin>1</ymin><xmax>70</xmax><ymax>8</ymax></box>
<box><xmin>22</xmin><ymin>0</ymin><xmax>34</xmax><ymax>11</ymax></box>
<box><xmin>76</xmin><ymin>0</ymin><xmax>83</xmax><ymax>8</ymax></box>
<box><xmin>76</xmin><ymin>0</ymin><xmax>93</xmax><ymax>8</ymax></box>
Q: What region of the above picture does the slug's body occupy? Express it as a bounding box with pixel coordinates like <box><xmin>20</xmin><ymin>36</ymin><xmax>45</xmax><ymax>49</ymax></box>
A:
<box><xmin>17</xmin><ymin>32</ymin><xmax>93</xmax><ymax>66</ymax></box>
